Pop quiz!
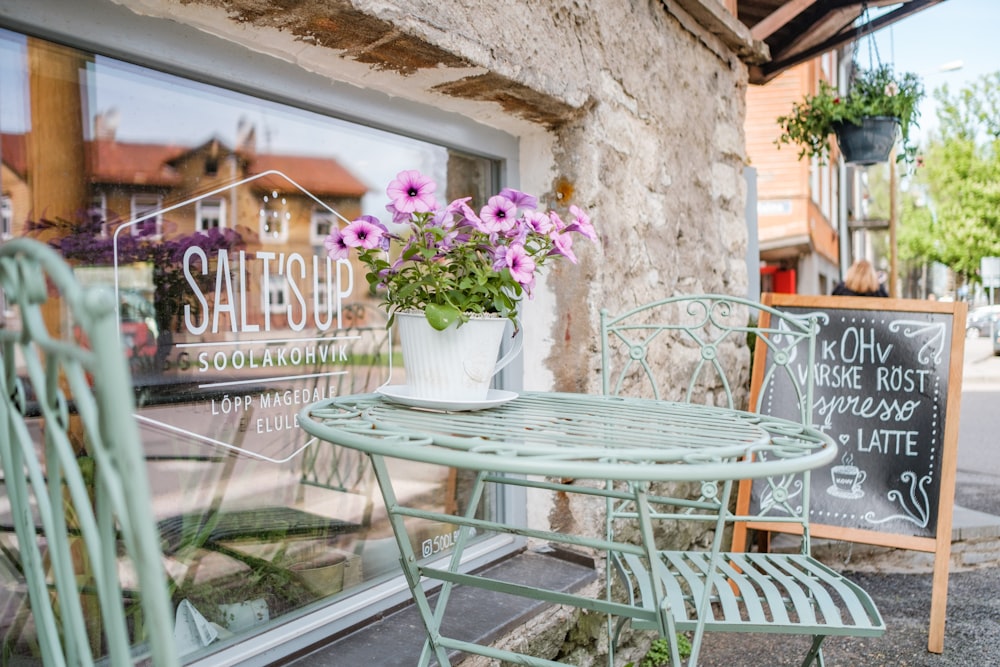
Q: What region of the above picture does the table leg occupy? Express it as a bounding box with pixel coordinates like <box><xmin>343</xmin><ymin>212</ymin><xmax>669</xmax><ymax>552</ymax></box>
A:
<box><xmin>367</xmin><ymin>453</ymin><xmax>453</xmax><ymax>667</ymax></box>
<box><xmin>688</xmin><ymin>478</ymin><xmax>735</xmax><ymax>666</ymax></box>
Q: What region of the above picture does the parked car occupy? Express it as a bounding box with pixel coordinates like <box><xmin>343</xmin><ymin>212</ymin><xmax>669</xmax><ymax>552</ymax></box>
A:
<box><xmin>992</xmin><ymin>313</ymin><xmax>1000</xmax><ymax>355</ymax></box>
<box><xmin>966</xmin><ymin>305</ymin><xmax>1000</xmax><ymax>338</ymax></box>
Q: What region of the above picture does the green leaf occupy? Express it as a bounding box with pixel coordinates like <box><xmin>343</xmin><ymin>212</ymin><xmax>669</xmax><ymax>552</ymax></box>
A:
<box><xmin>424</xmin><ymin>303</ymin><xmax>462</xmax><ymax>331</ymax></box>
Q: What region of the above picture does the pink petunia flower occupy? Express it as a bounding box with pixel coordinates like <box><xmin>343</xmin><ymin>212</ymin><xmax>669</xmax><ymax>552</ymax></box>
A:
<box><xmin>449</xmin><ymin>197</ymin><xmax>482</xmax><ymax>232</ymax></box>
<box><xmin>385</xmin><ymin>202</ymin><xmax>412</xmax><ymax>224</ymax></box>
<box><xmin>549</xmin><ymin>229</ymin><xmax>578</xmax><ymax>264</ymax></box>
<box><xmin>324</xmin><ymin>227</ymin><xmax>350</xmax><ymax>261</ymax></box>
<box><xmin>387</xmin><ymin>170</ymin><xmax>438</xmax><ymax>214</ymax></box>
<box><xmin>497</xmin><ymin>188</ymin><xmax>538</xmax><ymax>211</ymax></box>
<box><xmin>494</xmin><ymin>243</ymin><xmax>537</xmax><ymax>287</ymax></box>
<box><xmin>564</xmin><ymin>205</ymin><xmax>597</xmax><ymax>240</ymax></box>
<box><xmin>524</xmin><ymin>210</ymin><xmax>554</xmax><ymax>235</ymax></box>
<box><xmin>480</xmin><ymin>195</ymin><xmax>518</xmax><ymax>233</ymax></box>
<box><xmin>342</xmin><ymin>215</ymin><xmax>388</xmax><ymax>250</ymax></box>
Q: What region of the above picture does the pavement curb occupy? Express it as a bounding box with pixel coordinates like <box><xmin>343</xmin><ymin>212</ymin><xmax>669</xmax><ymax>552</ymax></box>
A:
<box><xmin>803</xmin><ymin>504</ymin><xmax>1000</xmax><ymax>574</ymax></box>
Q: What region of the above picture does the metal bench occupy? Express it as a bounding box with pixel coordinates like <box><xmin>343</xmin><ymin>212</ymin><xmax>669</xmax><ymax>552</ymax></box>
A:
<box><xmin>599</xmin><ymin>294</ymin><xmax>885</xmax><ymax>666</ymax></box>
<box><xmin>0</xmin><ymin>238</ymin><xmax>179</xmax><ymax>666</ymax></box>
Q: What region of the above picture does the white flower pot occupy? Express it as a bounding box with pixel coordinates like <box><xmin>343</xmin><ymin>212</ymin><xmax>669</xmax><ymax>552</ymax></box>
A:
<box><xmin>395</xmin><ymin>311</ymin><xmax>520</xmax><ymax>401</ymax></box>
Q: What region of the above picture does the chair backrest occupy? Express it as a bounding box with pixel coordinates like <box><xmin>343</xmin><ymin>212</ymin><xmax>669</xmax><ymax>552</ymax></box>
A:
<box><xmin>0</xmin><ymin>239</ymin><xmax>179</xmax><ymax>666</ymax></box>
<box><xmin>600</xmin><ymin>294</ymin><xmax>821</xmax><ymax>549</ymax></box>
<box><xmin>600</xmin><ymin>294</ymin><xmax>818</xmax><ymax>424</ymax></box>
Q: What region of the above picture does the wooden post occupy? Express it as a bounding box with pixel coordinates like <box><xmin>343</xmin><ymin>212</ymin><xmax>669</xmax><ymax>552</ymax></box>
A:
<box><xmin>26</xmin><ymin>37</ymin><xmax>99</xmax><ymax>652</ymax></box>
<box><xmin>889</xmin><ymin>146</ymin><xmax>898</xmax><ymax>297</ymax></box>
<box><xmin>26</xmin><ymin>37</ymin><xmax>90</xmax><ymax>233</ymax></box>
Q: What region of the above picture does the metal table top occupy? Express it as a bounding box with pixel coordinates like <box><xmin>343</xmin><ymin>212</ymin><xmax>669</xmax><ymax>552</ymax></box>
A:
<box><xmin>298</xmin><ymin>392</ymin><xmax>836</xmax><ymax>482</ymax></box>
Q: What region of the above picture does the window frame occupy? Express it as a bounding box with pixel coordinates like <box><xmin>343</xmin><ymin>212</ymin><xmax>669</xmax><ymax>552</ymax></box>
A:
<box><xmin>196</xmin><ymin>197</ymin><xmax>227</xmax><ymax>232</ymax></box>
<box><xmin>310</xmin><ymin>207</ymin><xmax>337</xmax><ymax>246</ymax></box>
<box><xmin>267</xmin><ymin>273</ymin><xmax>289</xmax><ymax>314</ymax></box>
<box><xmin>1</xmin><ymin>4</ymin><xmax>525</xmax><ymax>665</ymax></box>
<box><xmin>0</xmin><ymin>195</ymin><xmax>11</xmax><ymax>239</ymax></box>
<box><xmin>129</xmin><ymin>192</ymin><xmax>163</xmax><ymax>238</ymax></box>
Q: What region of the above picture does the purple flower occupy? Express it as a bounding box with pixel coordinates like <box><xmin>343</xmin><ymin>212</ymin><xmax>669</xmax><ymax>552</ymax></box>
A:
<box><xmin>324</xmin><ymin>227</ymin><xmax>350</xmax><ymax>260</ymax></box>
<box><xmin>480</xmin><ymin>195</ymin><xmax>517</xmax><ymax>233</ymax></box>
<box><xmin>497</xmin><ymin>188</ymin><xmax>537</xmax><ymax>211</ymax></box>
<box><xmin>387</xmin><ymin>170</ymin><xmax>438</xmax><ymax>214</ymax></box>
<box><xmin>565</xmin><ymin>205</ymin><xmax>597</xmax><ymax>240</ymax></box>
<box><xmin>525</xmin><ymin>210</ymin><xmax>554</xmax><ymax>235</ymax></box>
<box><xmin>342</xmin><ymin>215</ymin><xmax>388</xmax><ymax>249</ymax></box>
<box><xmin>385</xmin><ymin>202</ymin><xmax>412</xmax><ymax>224</ymax></box>
<box><xmin>494</xmin><ymin>243</ymin><xmax>536</xmax><ymax>287</ymax></box>
<box><xmin>549</xmin><ymin>229</ymin><xmax>578</xmax><ymax>264</ymax></box>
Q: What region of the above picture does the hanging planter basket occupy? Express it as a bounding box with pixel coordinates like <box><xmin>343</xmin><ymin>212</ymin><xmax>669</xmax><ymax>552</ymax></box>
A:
<box><xmin>833</xmin><ymin>116</ymin><xmax>900</xmax><ymax>165</ymax></box>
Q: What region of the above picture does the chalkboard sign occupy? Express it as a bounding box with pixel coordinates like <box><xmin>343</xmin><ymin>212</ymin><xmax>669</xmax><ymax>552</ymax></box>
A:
<box><xmin>735</xmin><ymin>293</ymin><xmax>967</xmax><ymax>654</ymax></box>
<box><xmin>751</xmin><ymin>299</ymin><xmax>958</xmax><ymax>538</ymax></box>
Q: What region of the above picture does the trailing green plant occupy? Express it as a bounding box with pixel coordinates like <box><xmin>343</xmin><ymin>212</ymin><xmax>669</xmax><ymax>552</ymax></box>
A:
<box><xmin>776</xmin><ymin>64</ymin><xmax>924</xmax><ymax>165</ymax></box>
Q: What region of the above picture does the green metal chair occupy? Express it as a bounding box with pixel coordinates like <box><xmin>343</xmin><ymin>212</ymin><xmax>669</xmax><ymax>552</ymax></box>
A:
<box><xmin>599</xmin><ymin>294</ymin><xmax>884</xmax><ymax>666</ymax></box>
<box><xmin>0</xmin><ymin>238</ymin><xmax>179</xmax><ymax>666</ymax></box>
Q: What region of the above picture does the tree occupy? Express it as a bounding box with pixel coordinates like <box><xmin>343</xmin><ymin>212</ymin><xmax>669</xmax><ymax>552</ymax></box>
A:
<box><xmin>899</xmin><ymin>72</ymin><xmax>1000</xmax><ymax>288</ymax></box>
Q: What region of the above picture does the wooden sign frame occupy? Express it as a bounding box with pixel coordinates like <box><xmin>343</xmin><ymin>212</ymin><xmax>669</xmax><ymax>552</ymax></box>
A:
<box><xmin>733</xmin><ymin>293</ymin><xmax>967</xmax><ymax>654</ymax></box>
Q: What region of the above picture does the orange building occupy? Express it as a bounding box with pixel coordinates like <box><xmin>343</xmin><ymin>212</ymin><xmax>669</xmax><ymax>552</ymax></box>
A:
<box><xmin>746</xmin><ymin>52</ymin><xmax>847</xmax><ymax>296</ymax></box>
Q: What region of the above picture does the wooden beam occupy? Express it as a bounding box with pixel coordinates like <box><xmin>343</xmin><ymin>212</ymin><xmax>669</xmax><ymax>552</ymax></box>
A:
<box><xmin>669</xmin><ymin>0</ymin><xmax>770</xmax><ymax>64</ymax></box>
<box><xmin>751</xmin><ymin>0</ymin><xmax>822</xmax><ymax>41</ymax></box>
<box><xmin>750</xmin><ymin>0</ymin><xmax>949</xmax><ymax>84</ymax></box>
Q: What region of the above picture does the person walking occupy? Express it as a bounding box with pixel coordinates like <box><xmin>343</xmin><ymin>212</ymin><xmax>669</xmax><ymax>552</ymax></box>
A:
<box><xmin>832</xmin><ymin>259</ymin><xmax>888</xmax><ymax>297</ymax></box>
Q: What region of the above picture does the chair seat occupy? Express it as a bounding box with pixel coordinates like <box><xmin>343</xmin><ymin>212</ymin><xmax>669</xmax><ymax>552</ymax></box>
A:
<box><xmin>621</xmin><ymin>551</ymin><xmax>885</xmax><ymax>636</ymax></box>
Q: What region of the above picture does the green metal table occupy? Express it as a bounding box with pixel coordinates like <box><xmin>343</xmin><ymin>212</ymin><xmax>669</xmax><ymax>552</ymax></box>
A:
<box><xmin>298</xmin><ymin>391</ymin><xmax>837</xmax><ymax>666</ymax></box>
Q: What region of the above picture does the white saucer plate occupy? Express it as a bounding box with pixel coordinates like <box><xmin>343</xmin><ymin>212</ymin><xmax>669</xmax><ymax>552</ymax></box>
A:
<box><xmin>826</xmin><ymin>484</ymin><xmax>864</xmax><ymax>500</ymax></box>
<box><xmin>376</xmin><ymin>385</ymin><xmax>519</xmax><ymax>412</ymax></box>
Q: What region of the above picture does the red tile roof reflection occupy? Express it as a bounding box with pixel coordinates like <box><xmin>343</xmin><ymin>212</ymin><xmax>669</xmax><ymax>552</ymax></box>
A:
<box><xmin>88</xmin><ymin>139</ymin><xmax>186</xmax><ymax>187</ymax></box>
<box><xmin>2</xmin><ymin>133</ymin><xmax>369</xmax><ymax>198</ymax></box>
<box><xmin>249</xmin><ymin>154</ymin><xmax>367</xmax><ymax>198</ymax></box>
<box><xmin>1</xmin><ymin>133</ymin><xmax>28</xmax><ymax>178</ymax></box>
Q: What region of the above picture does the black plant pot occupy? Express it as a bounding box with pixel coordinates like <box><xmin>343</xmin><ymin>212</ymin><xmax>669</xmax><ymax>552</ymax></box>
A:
<box><xmin>834</xmin><ymin>116</ymin><xmax>900</xmax><ymax>165</ymax></box>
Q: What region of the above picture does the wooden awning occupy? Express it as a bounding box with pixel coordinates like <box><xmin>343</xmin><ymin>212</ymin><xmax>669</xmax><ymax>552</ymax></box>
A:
<box><xmin>739</xmin><ymin>0</ymin><xmax>948</xmax><ymax>84</ymax></box>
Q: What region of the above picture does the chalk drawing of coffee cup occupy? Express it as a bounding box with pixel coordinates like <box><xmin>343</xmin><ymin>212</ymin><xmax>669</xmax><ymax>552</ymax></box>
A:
<box><xmin>828</xmin><ymin>464</ymin><xmax>866</xmax><ymax>499</ymax></box>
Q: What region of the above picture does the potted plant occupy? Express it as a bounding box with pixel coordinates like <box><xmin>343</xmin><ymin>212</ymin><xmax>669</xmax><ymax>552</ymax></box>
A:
<box><xmin>324</xmin><ymin>170</ymin><xmax>596</xmax><ymax>401</ymax></box>
<box><xmin>776</xmin><ymin>64</ymin><xmax>924</xmax><ymax>165</ymax></box>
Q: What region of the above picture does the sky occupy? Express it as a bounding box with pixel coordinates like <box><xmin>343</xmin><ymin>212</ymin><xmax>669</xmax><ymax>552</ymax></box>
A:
<box><xmin>862</xmin><ymin>0</ymin><xmax>999</xmax><ymax>144</ymax></box>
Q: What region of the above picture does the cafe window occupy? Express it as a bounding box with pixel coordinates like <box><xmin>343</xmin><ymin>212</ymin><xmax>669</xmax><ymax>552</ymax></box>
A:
<box><xmin>0</xmin><ymin>18</ymin><xmax>520</xmax><ymax>667</ymax></box>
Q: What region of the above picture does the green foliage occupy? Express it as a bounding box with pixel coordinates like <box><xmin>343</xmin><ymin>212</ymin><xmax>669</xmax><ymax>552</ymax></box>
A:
<box><xmin>900</xmin><ymin>71</ymin><xmax>1000</xmax><ymax>284</ymax></box>
<box><xmin>356</xmin><ymin>218</ymin><xmax>527</xmax><ymax>332</ymax></box>
<box><xmin>776</xmin><ymin>64</ymin><xmax>924</xmax><ymax>164</ymax></box>
<box><xmin>624</xmin><ymin>635</ymin><xmax>693</xmax><ymax>667</ymax></box>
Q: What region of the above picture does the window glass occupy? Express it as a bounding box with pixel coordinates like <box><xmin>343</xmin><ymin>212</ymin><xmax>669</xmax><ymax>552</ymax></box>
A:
<box><xmin>0</xmin><ymin>27</ymin><xmax>505</xmax><ymax>664</ymax></box>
